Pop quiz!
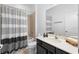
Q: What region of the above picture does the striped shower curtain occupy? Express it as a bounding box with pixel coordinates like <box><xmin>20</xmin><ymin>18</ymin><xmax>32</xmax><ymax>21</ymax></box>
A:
<box><xmin>0</xmin><ymin>5</ymin><xmax>27</xmax><ymax>54</ymax></box>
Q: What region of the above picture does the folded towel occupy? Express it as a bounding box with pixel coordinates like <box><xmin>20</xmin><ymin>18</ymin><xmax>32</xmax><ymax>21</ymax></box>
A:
<box><xmin>66</xmin><ymin>37</ymin><xmax>78</xmax><ymax>47</ymax></box>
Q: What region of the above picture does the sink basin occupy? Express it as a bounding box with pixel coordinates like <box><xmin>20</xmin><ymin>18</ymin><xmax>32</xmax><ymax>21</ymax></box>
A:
<box><xmin>44</xmin><ymin>37</ymin><xmax>64</xmax><ymax>43</ymax></box>
<box><xmin>43</xmin><ymin>34</ymin><xmax>66</xmax><ymax>43</ymax></box>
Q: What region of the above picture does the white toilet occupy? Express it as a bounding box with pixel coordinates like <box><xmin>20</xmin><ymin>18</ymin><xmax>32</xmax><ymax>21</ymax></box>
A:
<box><xmin>27</xmin><ymin>37</ymin><xmax>36</xmax><ymax>54</ymax></box>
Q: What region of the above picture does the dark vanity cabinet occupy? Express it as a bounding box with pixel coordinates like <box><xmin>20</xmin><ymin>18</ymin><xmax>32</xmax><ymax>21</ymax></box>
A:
<box><xmin>55</xmin><ymin>48</ymin><xmax>69</xmax><ymax>54</ymax></box>
<box><xmin>37</xmin><ymin>45</ymin><xmax>47</xmax><ymax>54</ymax></box>
<box><xmin>37</xmin><ymin>39</ymin><xmax>69</xmax><ymax>54</ymax></box>
<box><xmin>37</xmin><ymin>39</ymin><xmax>47</xmax><ymax>54</ymax></box>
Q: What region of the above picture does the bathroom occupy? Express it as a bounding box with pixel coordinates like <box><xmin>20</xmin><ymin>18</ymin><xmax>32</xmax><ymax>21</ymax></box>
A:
<box><xmin>0</xmin><ymin>4</ymin><xmax>79</xmax><ymax>54</ymax></box>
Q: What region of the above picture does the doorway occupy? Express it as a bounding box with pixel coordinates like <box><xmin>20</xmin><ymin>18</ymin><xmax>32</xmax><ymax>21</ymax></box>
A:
<box><xmin>28</xmin><ymin>12</ymin><xmax>35</xmax><ymax>38</ymax></box>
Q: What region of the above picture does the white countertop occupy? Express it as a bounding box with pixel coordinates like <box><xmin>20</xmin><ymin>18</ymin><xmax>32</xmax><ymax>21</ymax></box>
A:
<box><xmin>37</xmin><ymin>36</ymin><xmax>78</xmax><ymax>54</ymax></box>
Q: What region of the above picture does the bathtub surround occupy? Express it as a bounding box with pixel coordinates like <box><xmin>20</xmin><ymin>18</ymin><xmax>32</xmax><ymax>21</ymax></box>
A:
<box><xmin>0</xmin><ymin>5</ymin><xmax>27</xmax><ymax>54</ymax></box>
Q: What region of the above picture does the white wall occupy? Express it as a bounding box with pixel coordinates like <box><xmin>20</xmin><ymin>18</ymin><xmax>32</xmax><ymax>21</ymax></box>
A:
<box><xmin>36</xmin><ymin>4</ymin><xmax>57</xmax><ymax>36</ymax></box>
<box><xmin>47</xmin><ymin>4</ymin><xmax>78</xmax><ymax>37</ymax></box>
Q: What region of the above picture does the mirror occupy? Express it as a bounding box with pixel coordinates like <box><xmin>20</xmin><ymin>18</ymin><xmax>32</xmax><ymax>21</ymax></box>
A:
<box><xmin>46</xmin><ymin>4</ymin><xmax>78</xmax><ymax>39</ymax></box>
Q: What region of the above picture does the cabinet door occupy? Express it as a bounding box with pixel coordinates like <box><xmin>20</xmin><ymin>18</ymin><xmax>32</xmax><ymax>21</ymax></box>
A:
<box><xmin>37</xmin><ymin>39</ymin><xmax>42</xmax><ymax>45</ymax></box>
<box><xmin>48</xmin><ymin>50</ymin><xmax>55</xmax><ymax>54</ymax></box>
<box><xmin>56</xmin><ymin>48</ymin><xmax>69</xmax><ymax>54</ymax></box>
<box><xmin>42</xmin><ymin>41</ymin><xmax>55</xmax><ymax>54</ymax></box>
<box><xmin>37</xmin><ymin>45</ymin><xmax>47</xmax><ymax>54</ymax></box>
